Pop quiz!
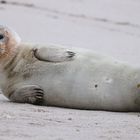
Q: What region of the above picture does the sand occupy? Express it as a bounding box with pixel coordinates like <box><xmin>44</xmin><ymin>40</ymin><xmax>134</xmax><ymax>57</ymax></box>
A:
<box><xmin>0</xmin><ymin>0</ymin><xmax>140</xmax><ymax>139</ymax></box>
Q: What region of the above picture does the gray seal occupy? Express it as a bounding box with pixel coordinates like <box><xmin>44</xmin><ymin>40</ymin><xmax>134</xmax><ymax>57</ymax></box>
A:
<box><xmin>0</xmin><ymin>25</ymin><xmax>140</xmax><ymax>112</ymax></box>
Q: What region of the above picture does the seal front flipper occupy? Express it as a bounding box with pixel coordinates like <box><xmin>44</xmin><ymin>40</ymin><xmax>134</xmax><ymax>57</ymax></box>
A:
<box><xmin>8</xmin><ymin>85</ymin><xmax>44</xmax><ymax>105</ymax></box>
<box><xmin>33</xmin><ymin>47</ymin><xmax>75</xmax><ymax>62</ymax></box>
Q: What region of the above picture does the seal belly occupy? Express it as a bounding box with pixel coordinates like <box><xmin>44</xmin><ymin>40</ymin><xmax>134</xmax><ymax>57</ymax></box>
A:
<box><xmin>34</xmin><ymin>54</ymin><xmax>140</xmax><ymax>111</ymax></box>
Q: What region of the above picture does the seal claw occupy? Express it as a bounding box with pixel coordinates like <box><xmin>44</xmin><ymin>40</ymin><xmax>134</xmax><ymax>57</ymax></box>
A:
<box><xmin>66</xmin><ymin>51</ymin><xmax>75</xmax><ymax>58</ymax></box>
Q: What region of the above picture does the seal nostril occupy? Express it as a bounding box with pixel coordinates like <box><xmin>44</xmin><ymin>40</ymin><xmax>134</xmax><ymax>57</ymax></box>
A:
<box><xmin>0</xmin><ymin>34</ymin><xmax>4</xmax><ymax>40</ymax></box>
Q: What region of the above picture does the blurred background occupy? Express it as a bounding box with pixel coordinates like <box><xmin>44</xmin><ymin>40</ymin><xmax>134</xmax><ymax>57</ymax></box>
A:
<box><xmin>0</xmin><ymin>0</ymin><xmax>140</xmax><ymax>64</ymax></box>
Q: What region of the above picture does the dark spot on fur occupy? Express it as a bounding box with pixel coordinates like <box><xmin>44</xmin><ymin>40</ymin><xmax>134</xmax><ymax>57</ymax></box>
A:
<box><xmin>7</xmin><ymin>72</ymin><xmax>18</xmax><ymax>79</ymax></box>
<box><xmin>0</xmin><ymin>0</ymin><xmax>7</xmax><ymax>4</ymax></box>
<box><xmin>95</xmin><ymin>84</ymin><xmax>98</xmax><ymax>88</ymax></box>
<box><xmin>137</xmin><ymin>84</ymin><xmax>140</xmax><ymax>88</ymax></box>
<box><xmin>23</xmin><ymin>73</ymin><xmax>32</xmax><ymax>80</ymax></box>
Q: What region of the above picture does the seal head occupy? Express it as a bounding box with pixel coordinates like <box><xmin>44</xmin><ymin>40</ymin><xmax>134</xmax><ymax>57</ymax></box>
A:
<box><xmin>0</xmin><ymin>25</ymin><xmax>21</xmax><ymax>60</ymax></box>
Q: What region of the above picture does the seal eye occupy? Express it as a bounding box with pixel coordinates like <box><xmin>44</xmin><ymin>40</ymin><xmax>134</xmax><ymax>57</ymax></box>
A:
<box><xmin>0</xmin><ymin>34</ymin><xmax>4</xmax><ymax>40</ymax></box>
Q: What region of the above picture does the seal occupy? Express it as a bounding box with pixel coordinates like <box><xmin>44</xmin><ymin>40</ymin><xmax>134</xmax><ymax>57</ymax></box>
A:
<box><xmin>0</xmin><ymin>25</ymin><xmax>140</xmax><ymax>112</ymax></box>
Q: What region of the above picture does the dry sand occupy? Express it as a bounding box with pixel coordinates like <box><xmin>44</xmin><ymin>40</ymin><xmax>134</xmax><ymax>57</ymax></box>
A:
<box><xmin>0</xmin><ymin>0</ymin><xmax>140</xmax><ymax>139</ymax></box>
<box><xmin>1</xmin><ymin>95</ymin><xmax>140</xmax><ymax>140</ymax></box>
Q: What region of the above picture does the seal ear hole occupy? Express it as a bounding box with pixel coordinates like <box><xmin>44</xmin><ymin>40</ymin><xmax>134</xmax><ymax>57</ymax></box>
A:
<box><xmin>95</xmin><ymin>84</ymin><xmax>98</xmax><ymax>88</ymax></box>
<box><xmin>0</xmin><ymin>34</ymin><xmax>4</xmax><ymax>40</ymax></box>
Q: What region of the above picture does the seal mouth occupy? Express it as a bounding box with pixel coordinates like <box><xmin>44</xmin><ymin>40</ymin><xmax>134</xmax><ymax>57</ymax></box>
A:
<box><xmin>0</xmin><ymin>47</ymin><xmax>5</xmax><ymax>54</ymax></box>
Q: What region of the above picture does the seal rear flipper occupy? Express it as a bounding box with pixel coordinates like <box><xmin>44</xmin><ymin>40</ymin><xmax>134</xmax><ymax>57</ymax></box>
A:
<box><xmin>33</xmin><ymin>47</ymin><xmax>75</xmax><ymax>63</ymax></box>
